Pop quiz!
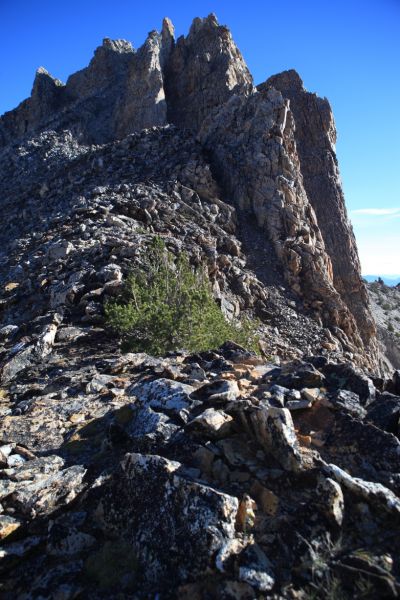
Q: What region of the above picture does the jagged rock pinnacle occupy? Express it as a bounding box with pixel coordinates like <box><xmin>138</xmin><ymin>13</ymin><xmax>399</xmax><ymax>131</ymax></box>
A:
<box><xmin>0</xmin><ymin>14</ymin><xmax>378</xmax><ymax>367</ymax></box>
<box><xmin>162</xmin><ymin>16</ymin><xmax>175</xmax><ymax>40</ymax></box>
<box><xmin>101</xmin><ymin>37</ymin><xmax>134</xmax><ymax>53</ymax></box>
<box><xmin>0</xmin><ymin>14</ymin><xmax>398</xmax><ymax>600</ymax></box>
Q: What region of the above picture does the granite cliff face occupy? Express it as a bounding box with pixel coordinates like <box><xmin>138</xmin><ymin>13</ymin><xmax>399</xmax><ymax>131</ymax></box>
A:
<box><xmin>1</xmin><ymin>13</ymin><xmax>398</xmax><ymax>600</ymax></box>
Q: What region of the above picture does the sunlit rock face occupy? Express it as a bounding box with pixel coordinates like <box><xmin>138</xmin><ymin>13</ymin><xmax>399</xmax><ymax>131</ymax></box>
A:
<box><xmin>262</xmin><ymin>70</ymin><xmax>376</xmax><ymax>347</ymax></box>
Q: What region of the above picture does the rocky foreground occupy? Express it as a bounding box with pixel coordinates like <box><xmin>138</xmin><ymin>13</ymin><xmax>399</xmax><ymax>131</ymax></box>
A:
<box><xmin>1</xmin><ymin>337</ymin><xmax>400</xmax><ymax>598</ymax></box>
<box><xmin>0</xmin><ymin>12</ymin><xmax>399</xmax><ymax>599</ymax></box>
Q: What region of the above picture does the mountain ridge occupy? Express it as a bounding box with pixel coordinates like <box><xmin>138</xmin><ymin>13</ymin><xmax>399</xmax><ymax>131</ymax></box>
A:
<box><xmin>364</xmin><ymin>275</ymin><xmax>400</xmax><ymax>286</ymax></box>
<box><xmin>1</xmin><ymin>14</ymin><xmax>399</xmax><ymax>599</ymax></box>
<box><xmin>0</xmin><ymin>13</ymin><xmax>378</xmax><ymax>370</ymax></box>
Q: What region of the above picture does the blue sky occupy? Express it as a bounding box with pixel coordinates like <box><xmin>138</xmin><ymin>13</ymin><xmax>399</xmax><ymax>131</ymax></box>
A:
<box><xmin>1</xmin><ymin>0</ymin><xmax>399</xmax><ymax>274</ymax></box>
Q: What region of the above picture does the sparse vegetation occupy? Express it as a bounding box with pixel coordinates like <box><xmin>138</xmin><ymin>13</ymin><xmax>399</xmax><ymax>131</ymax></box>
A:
<box><xmin>105</xmin><ymin>237</ymin><xmax>259</xmax><ymax>355</ymax></box>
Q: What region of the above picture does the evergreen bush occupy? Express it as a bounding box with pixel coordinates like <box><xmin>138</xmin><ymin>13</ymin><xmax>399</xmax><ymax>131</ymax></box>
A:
<box><xmin>105</xmin><ymin>237</ymin><xmax>259</xmax><ymax>355</ymax></box>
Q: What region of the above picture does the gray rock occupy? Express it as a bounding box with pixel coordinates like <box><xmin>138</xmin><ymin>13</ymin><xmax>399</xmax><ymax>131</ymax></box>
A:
<box><xmin>191</xmin><ymin>379</ymin><xmax>239</xmax><ymax>403</ymax></box>
<box><xmin>238</xmin><ymin>543</ymin><xmax>275</xmax><ymax>592</ymax></box>
<box><xmin>0</xmin><ymin>13</ymin><xmax>395</xmax><ymax>599</ymax></box>
<box><xmin>125</xmin><ymin>405</ymin><xmax>179</xmax><ymax>442</ymax></box>
<box><xmin>0</xmin><ymin>325</ymin><xmax>19</xmax><ymax>342</ymax></box>
<box><xmin>94</xmin><ymin>452</ymin><xmax>239</xmax><ymax>590</ymax></box>
<box><xmin>129</xmin><ymin>378</ymin><xmax>195</xmax><ymax>418</ymax></box>
<box><xmin>11</xmin><ymin>465</ymin><xmax>86</xmax><ymax>517</ymax></box>
<box><xmin>1</xmin><ymin>346</ymin><xmax>33</xmax><ymax>383</ymax></box>
<box><xmin>367</xmin><ymin>392</ymin><xmax>400</xmax><ymax>434</ymax></box>
<box><xmin>326</xmin><ymin>463</ymin><xmax>400</xmax><ymax>515</ymax></box>
<box><xmin>264</xmin><ymin>70</ymin><xmax>377</xmax><ymax>353</ymax></box>
<box><xmin>98</xmin><ymin>263</ymin><xmax>123</xmax><ymax>282</ymax></box>
<box><xmin>48</xmin><ymin>240</ymin><xmax>75</xmax><ymax>260</ymax></box>
<box><xmin>244</xmin><ymin>406</ymin><xmax>302</xmax><ymax>471</ymax></box>
<box><xmin>324</xmin><ymin>389</ymin><xmax>366</xmax><ymax>418</ymax></box>
<box><xmin>316</xmin><ymin>475</ymin><xmax>344</xmax><ymax>526</ymax></box>
<box><xmin>187</xmin><ymin>408</ymin><xmax>234</xmax><ymax>438</ymax></box>
<box><xmin>165</xmin><ymin>13</ymin><xmax>253</xmax><ymax>131</ymax></box>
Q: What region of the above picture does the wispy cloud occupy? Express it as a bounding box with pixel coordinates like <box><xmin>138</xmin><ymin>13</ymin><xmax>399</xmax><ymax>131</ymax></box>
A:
<box><xmin>351</xmin><ymin>207</ymin><xmax>400</xmax><ymax>216</ymax></box>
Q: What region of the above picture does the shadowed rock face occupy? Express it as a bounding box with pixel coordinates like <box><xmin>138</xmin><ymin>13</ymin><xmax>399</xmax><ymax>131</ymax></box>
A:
<box><xmin>261</xmin><ymin>70</ymin><xmax>376</xmax><ymax>347</ymax></box>
<box><xmin>0</xmin><ymin>13</ymin><xmax>253</xmax><ymax>144</ymax></box>
<box><xmin>164</xmin><ymin>13</ymin><xmax>253</xmax><ymax>131</ymax></box>
<box><xmin>0</xmin><ymin>67</ymin><xmax>64</xmax><ymax>144</ymax></box>
<box><xmin>0</xmin><ymin>14</ymin><xmax>378</xmax><ymax>367</ymax></box>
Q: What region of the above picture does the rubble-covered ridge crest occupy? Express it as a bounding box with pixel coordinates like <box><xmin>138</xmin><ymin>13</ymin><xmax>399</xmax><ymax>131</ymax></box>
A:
<box><xmin>0</xmin><ymin>12</ymin><xmax>398</xmax><ymax>600</ymax></box>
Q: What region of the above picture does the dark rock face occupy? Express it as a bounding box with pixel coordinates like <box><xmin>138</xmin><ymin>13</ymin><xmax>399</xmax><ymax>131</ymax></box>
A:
<box><xmin>0</xmin><ymin>14</ymin><xmax>252</xmax><ymax>146</ymax></box>
<box><xmin>262</xmin><ymin>70</ymin><xmax>376</xmax><ymax>348</ymax></box>
<box><xmin>164</xmin><ymin>14</ymin><xmax>253</xmax><ymax>131</ymax></box>
<box><xmin>0</xmin><ymin>13</ymin><xmax>397</xmax><ymax>599</ymax></box>
<box><xmin>0</xmin><ymin>15</ymin><xmax>378</xmax><ymax>366</ymax></box>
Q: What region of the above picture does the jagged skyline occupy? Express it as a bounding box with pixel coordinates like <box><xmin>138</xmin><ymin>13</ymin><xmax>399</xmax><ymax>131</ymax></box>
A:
<box><xmin>1</xmin><ymin>0</ymin><xmax>399</xmax><ymax>273</ymax></box>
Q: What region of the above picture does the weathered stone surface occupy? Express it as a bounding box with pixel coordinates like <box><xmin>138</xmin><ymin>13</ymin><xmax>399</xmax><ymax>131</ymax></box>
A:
<box><xmin>199</xmin><ymin>87</ymin><xmax>370</xmax><ymax>364</ymax></box>
<box><xmin>243</xmin><ymin>406</ymin><xmax>302</xmax><ymax>471</ymax></box>
<box><xmin>191</xmin><ymin>378</ymin><xmax>240</xmax><ymax>403</ymax></box>
<box><xmin>366</xmin><ymin>392</ymin><xmax>400</xmax><ymax>434</ymax></box>
<box><xmin>95</xmin><ymin>453</ymin><xmax>239</xmax><ymax>591</ymax></box>
<box><xmin>324</xmin><ymin>361</ymin><xmax>376</xmax><ymax>403</ymax></box>
<box><xmin>10</xmin><ymin>464</ymin><xmax>86</xmax><ymax>517</ymax></box>
<box><xmin>128</xmin><ymin>378</ymin><xmax>195</xmax><ymax>419</ymax></box>
<box><xmin>324</xmin><ymin>389</ymin><xmax>366</xmax><ymax>418</ymax></box>
<box><xmin>0</xmin><ymin>12</ymin><xmax>397</xmax><ymax>600</ymax></box>
<box><xmin>316</xmin><ymin>475</ymin><xmax>344</xmax><ymax>526</ymax></box>
<box><xmin>187</xmin><ymin>407</ymin><xmax>233</xmax><ymax>438</ymax></box>
<box><xmin>326</xmin><ymin>463</ymin><xmax>400</xmax><ymax>515</ymax></box>
<box><xmin>165</xmin><ymin>14</ymin><xmax>253</xmax><ymax>131</ymax></box>
<box><xmin>115</xmin><ymin>30</ymin><xmax>168</xmax><ymax>138</ymax></box>
<box><xmin>263</xmin><ymin>70</ymin><xmax>377</xmax><ymax>354</ymax></box>
<box><xmin>238</xmin><ymin>543</ymin><xmax>275</xmax><ymax>591</ymax></box>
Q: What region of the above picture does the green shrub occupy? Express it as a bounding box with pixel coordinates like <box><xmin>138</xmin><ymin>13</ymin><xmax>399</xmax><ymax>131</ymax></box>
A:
<box><xmin>105</xmin><ymin>237</ymin><xmax>259</xmax><ymax>355</ymax></box>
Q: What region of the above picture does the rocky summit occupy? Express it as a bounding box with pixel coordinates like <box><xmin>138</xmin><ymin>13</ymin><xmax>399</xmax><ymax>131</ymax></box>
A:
<box><xmin>0</xmin><ymin>13</ymin><xmax>399</xmax><ymax>600</ymax></box>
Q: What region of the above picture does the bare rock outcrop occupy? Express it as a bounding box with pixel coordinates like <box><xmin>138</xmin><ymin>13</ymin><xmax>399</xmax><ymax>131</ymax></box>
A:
<box><xmin>0</xmin><ymin>67</ymin><xmax>64</xmax><ymax>146</ymax></box>
<box><xmin>1</xmin><ymin>336</ymin><xmax>399</xmax><ymax>598</ymax></box>
<box><xmin>367</xmin><ymin>280</ymin><xmax>400</xmax><ymax>371</ymax></box>
<box><xmin>262</xmin><ymin>70</ymin><xmax>376</xmax><ymax>350</ymax></box>
<box><xmin>114</xmin><ymin>31</ymin><xmax>168</xmax><ymax>138</ymax></box>
<box><xmin>0</xmin><ymin>13</ymin><xmax>253</xmax><ymax>144</ymax></box>
<box><xmin>199</xmin><ymin>87</ymin><xmax>371</xmax><ymax>362</ymax></box>
<box><xmin>0</xmin><ymin>14</ymin><xmax>399</xmax><ymax>598</ymax></box>
<box><xmin>0</xmin><ymin>14</ymin><xmax>377</xmax><ymax>367</ymax></box>
<box><xmin>164</xmin><ymin>13</ymin><xmax>253</xmax><ymax>131</ymax></box>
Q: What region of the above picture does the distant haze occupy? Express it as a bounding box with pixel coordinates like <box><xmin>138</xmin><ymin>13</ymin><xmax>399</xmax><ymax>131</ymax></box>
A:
<box><xmin>364</xmin><ymin>275</ymin><xmax>400</xmax><ymax>286</ymax></box>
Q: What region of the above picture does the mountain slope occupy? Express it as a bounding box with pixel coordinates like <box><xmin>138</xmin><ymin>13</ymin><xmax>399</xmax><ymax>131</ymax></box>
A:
<box><xmin>0</xmin><ymin>14</ymin><xmax>378</xmax><ymax>369</ymax></box>
<box><xmin>1</xmin><ymin>13</ymin><xmax>399</xmax><ymax>600</ymax></box>
<box><xmin>367</xmin><ymin>280</ymin><xmax>400</xmax><ymax>370</ymax></box>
